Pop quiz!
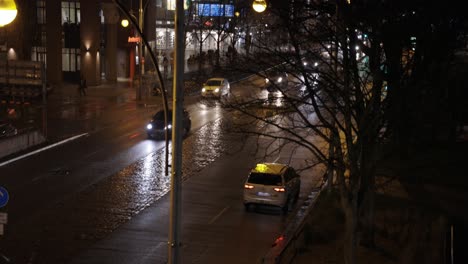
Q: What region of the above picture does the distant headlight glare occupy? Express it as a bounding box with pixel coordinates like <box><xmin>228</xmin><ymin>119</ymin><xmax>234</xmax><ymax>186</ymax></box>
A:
<box><xmin>146</xmin><ymin>124</ymin><xmax>153</xmax><ymax>130</ymax></box>
<box><xmin>202</xmin><ymin>88</ymin><xmax>206</xmax><ymax>92</ymax></box>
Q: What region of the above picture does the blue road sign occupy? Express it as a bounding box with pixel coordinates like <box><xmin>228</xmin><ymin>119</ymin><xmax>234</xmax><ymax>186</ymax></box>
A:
<box><xmin>0</xmin><ymin>186</ymin><xmax>9</xmax><ymax>208</ymax></box>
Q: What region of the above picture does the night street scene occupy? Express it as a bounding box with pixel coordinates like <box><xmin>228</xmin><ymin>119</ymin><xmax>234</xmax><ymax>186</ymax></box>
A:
<box><xmin>0</xmin><ymin>0</ymin><xmax>467</xmax><ymax>263</ymax></box>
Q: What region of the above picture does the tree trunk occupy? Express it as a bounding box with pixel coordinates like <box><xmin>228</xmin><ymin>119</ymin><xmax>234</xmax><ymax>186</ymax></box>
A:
<box><xmin>340</xmin><ymin>186</ymin><xmax>358</xmax><ymax>264</ymax></box>
<box><xmin>198</xmin><ymin>36</ymin><xmax>203</xmax><ymax>75</ymax></box>
<box><xmin>216</xmin><ymin>38</ymin><xmax>221</xmax><ymax>68</ymax></box>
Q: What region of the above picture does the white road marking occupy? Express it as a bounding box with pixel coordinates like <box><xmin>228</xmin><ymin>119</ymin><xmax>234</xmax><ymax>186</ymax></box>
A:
<box><xmin>208</xmin><ymin>206</ymin><xmax>230</xmax><ymax>225</ymax></box>
<box><xmin>0</xmin><ymin>133</ymin><xmax>89</xmax><ymax>167</ymax></box>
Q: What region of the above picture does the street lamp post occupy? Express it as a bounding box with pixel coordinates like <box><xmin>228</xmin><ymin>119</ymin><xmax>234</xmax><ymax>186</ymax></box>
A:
<box><xmin>168</xmin><ymin>0</ymin><xmax>184</xmax><ymax>262</ymax></box>
<box><xmin>121</xmin><ymin>10</ymin><xmax>142</xmax><ymax>100</ymax></box>
<box><xmin>120</xmin><ymin>0</ymin><xmax>150</xmax><ymax>101</ymax></box>
<box><xmin>252</xmin><ymin>0</ymin><xmax>267</xmax><ymax>13</ymax></box>
<box><xmin>0</xmin><ymin>0</ymin><xmax>17</xmax><ymax>56</ymax></box>
<box><xmin>0</xmin><ymin>0</ymin><xmax>17</xmax><ymax>27</ymax></box>
<box><xmin>138</xmin><ymin>0</ymin><xmax>143</xmax><ymax>100</ymax></box>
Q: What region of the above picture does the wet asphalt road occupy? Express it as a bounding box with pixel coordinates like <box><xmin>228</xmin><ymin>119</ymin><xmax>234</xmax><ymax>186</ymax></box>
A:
<box><xmin>0</xmin><ymin>77</ymin><xmax>322</xmax><ymax>263</ymax></box>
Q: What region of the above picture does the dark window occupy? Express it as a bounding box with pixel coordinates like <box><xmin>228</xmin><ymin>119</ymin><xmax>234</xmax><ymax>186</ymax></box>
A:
<box><xmin>248</xmin><ymin>173</ymin><xmax>282</xmax><ymax>186</ymax></box>
<box><xmin>284</xmin><ymin>169</ymin><xmax>292</xmax><ymax>182</ymax></box>
<box><xmin>61</xmin><ymin>1</ymin><xmax>80</xmax><ymax>25</ymax></box>
<box><xmin>62</xmin><ymin>48</ymin><xmax>80</xmax><ymax>72</ymax></box>
<box><xmin>206</xmin><ymin>80</ymin><xmax>222</xmax><ymax>86</ymax></box>
<box><xmin>37</xmin><ymin>0</ymin><xmax>46</xmax><ymax>25</ymax></box>
<box><xmin>153</xmin><ymin>110</ymin><xmax>173</xmax><ymax>121</ymax></box>
<box><xmin>32</xmin><ymin>46</ymin><xmax>47</xmax><ymax>67</ymax></box>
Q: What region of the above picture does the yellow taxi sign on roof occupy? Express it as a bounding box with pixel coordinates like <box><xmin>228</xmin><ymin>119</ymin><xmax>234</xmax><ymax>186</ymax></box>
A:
<box><xmin>255</xmin><ymin>163</ymin><xmax>268</xmax><ymax>173</ymax></box>
<box><xmin>253</xmin><ymin>163</ymin><xmax>288</xmax><ymax>175</ymax></box>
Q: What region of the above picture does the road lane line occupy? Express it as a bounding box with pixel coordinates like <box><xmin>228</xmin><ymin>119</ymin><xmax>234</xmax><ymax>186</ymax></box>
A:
<box><xmin>0</xmin><ymin>133</ymin><xmax>89</xmax><ymax>167</ymax></box>
<box><xmin>208</xmin><ymin>206</ymin><xmax>230</xmax><ymax>225</ymax></box>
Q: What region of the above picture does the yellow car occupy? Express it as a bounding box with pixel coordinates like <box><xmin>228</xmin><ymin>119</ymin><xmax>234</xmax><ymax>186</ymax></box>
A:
<box><xmin>201</xmin><ymin>78</ymin><xmax>230</xmax><ymax>98</ymax></box>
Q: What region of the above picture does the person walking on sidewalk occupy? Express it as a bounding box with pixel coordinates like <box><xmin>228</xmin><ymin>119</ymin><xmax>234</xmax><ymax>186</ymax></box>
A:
<box><xmin>79</xmin><ymin>74</ymin><xmax>87</xmax><ymax>96</ymax></box>
<box><xmin>163</xmin><ymin>56</ymin><xmax>169</xmax><ymax>80</ymax></box>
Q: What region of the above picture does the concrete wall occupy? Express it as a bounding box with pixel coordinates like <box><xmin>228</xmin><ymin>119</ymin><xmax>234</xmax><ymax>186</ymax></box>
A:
<box><xmin>0</xmin><ymin>130</ymin><xmax>46</xmax><ymax>160</ymax></box>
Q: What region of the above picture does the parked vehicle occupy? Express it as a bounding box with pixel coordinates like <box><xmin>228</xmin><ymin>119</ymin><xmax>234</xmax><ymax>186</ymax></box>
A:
<box><xmin>0</xmin><ymin>122</ymin><xmax>18</xmax><ymax>139</ymax></box>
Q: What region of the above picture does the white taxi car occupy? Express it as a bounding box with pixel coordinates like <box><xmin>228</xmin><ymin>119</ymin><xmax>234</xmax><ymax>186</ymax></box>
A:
<box><xmin>243</xmin><ymin>163</ymin><xmax>301</xmax><ymax>213</ymax></box>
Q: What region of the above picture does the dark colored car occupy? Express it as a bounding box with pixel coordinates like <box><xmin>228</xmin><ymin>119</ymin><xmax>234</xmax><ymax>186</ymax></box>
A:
<box><xmin>264</xmin><ymin>71</ymin><xmax>289</xmax><ymax>93</ymax></box>
<box><xmin>146</xmin><ymin>109</ymin><xmax>191</xmax><ymax>139</ymax></box>
<box><xmin>0</xmin><ymin>122</ymin><xmax>18</xmax><ymax>139</ymax></box>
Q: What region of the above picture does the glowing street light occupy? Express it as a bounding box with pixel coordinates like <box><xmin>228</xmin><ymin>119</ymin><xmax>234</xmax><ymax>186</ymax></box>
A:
<box><xmin>0</xmin><ymin>0</ymin><xmax>17</xmax><ymax>27</ymax></box>
<box><xmin>252</xmin><ymin>0</ymin><xmax>267</xmax><ymax>13</ymax></box>
<box><xmin>121</xmin><ymin>18</ymin><xmax>129</xmax><ymax>27</ymax></box>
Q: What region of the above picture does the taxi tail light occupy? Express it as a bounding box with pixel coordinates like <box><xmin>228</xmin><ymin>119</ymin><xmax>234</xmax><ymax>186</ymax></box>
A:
<box><xmin>244</xmin><ymin>184</ymin><xmax>254</xmax><ymax>189</ymax></box>
<box><xmin>274</xmin><ymin>187</ymin><xmax>285</xmax><ymax>192</ymax></box>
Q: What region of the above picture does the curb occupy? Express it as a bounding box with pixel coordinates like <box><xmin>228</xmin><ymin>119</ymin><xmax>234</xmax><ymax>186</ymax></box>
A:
<box><xmin>261</xmin><ymin>185</ymin><xmax>324</xmax><ymax>264</ymax></box>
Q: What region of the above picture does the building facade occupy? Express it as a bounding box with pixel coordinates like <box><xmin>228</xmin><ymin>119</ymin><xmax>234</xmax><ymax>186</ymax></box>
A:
<box><xmin>0</xmin><ymin>0</ymin><xmax>245</xmax><ymax>88</ymax></box>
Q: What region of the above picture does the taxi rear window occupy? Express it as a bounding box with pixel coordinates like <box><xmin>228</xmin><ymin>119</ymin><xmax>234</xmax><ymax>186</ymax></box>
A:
<box><xmin>248</xmin><ymin>173</ymin><xmax>282</xmax><ymax>186</ymax></box>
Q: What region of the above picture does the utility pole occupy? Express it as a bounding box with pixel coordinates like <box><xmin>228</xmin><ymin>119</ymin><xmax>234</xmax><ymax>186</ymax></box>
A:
<box><xmin>168</xmin><ymin>0</ymin><xmax>184</xmax><ymax>263</ymax></box>
<box><xmin>137</xmin><ymin>0</ymin><xmax>143</xmax><ymax>101</ymax></box>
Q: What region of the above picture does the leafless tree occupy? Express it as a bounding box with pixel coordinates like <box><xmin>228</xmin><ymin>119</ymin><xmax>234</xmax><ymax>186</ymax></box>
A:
<box><xmin>222</xmin><ymin>0</ymin><xmax>465</xmax><ymax>262</ymax></box>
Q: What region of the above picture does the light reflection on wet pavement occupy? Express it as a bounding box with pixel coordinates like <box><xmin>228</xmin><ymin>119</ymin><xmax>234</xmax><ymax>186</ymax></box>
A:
<box><xmin>3</xmin><ymin>117</ymin><xmax>243</xmax><ymax>263</ymax></box>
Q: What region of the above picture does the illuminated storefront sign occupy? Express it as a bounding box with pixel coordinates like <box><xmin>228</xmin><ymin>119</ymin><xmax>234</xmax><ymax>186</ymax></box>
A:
<box><xmin>128</xmin><ymin>36</ymin><xmax>141</xmax><ymax>43</ymax></box>
<box><xmin>197</xmin><ymin>3</ymin><xmax>234</xmax><ymax>17</ymax></box>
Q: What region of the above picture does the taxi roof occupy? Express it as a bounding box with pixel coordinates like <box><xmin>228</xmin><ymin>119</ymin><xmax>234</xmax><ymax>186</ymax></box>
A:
<box><xmin>251</xmin><ymin>163</ymin><xmax>288</xmax><ymax>175</ymax></box>
<box><xmin>206</xmin><ymin>77</ymin><xmax>226</xmax><ymax>81</ymax></box>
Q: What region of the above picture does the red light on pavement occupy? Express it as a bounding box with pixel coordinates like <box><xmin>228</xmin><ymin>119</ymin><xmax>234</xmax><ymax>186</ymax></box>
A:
<box><xmin>272</xmin><ymin>235</ymin><xmax>285</xmax><ymax>247</ymax></box>
<box><xmin>275</xmin><ymin>235</ymin><xmax>284</xmax><ymax>243</ymax></box>
<box><xmin>129</xmin><ymin>132</ymin><xmax>140</xmax><ymax>139</ymax></box>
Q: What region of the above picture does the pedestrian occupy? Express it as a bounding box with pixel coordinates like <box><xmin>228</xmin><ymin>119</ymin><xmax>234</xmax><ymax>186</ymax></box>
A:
<box><xmin>163</xmin><ymin>56</ymin><xmax>169</xmax><ymax>80</ymax></box>
<box><xmin>79</xmin><ymin>74</ymin><xmax>87</xmax><ymax>96</ymax></box>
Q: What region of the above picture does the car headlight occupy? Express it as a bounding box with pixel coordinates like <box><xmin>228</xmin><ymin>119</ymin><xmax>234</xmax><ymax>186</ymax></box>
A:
<box><xmin>146</xmin><ymin>124</ymin><xmax>153</xmax><ymax>130</ymax></box>
<box><xmin>214</xmin><ymin>88</ymin><xmax>220</xmax><ymax>93</ymax></box>
<box><xmin>265</xmin><ymin>78</ymin><xmax>269</xmax><ymax>83</ymax></box>
<box><xmin>277</xmin><ymin>77</ymin><xmax>282</xmax><ymax>83</ymax></box>
<box><xmin>202</xmin><ymin>88</ymin><xmax>206</xmax><ymax>92</ymax></box>
<box><xmin>165</xmin><ymin>124</ymin><xmax>172</xmax><ymax>130</ymax></box>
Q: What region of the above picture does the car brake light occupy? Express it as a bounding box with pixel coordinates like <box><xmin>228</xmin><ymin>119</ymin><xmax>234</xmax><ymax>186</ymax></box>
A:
<box><xmin>274</xmin><ymin>187</ymin><xmax>285</xmax><ymax>192</ymax></box>
<box><xmin>244</xmin><ymin>184</ymin><xmax>254</xmax><ymax>189</ymax></box>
